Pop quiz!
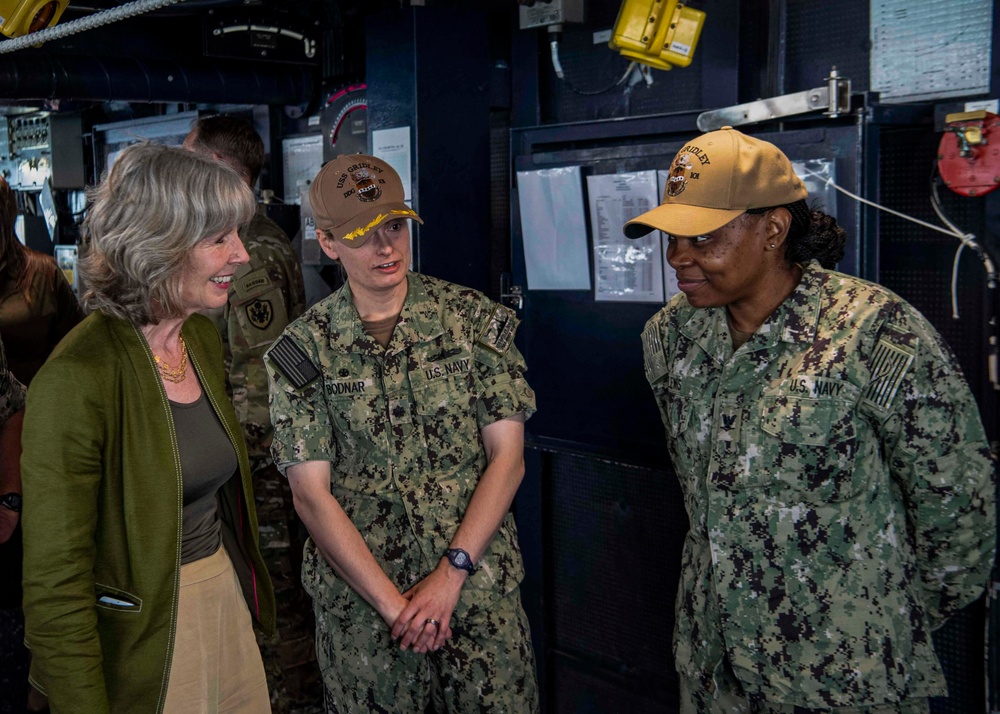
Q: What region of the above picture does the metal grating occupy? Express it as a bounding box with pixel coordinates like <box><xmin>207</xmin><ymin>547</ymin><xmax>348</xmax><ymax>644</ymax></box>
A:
<box><xmin>929</xmin><ymin>602</ymin><xmax>988</xmax><ymax>714</ymax></box>
<box><xmin>877</xmin><ymin>127</ymin><xmax>991</xmax><ymax>403</ymax></box>
<box><xmin>544</xmin><ymin>449</ymin><xmax>687</xmax><ymax>710</ymax></box>
<box><xmin>540</xmin><ymin>21</ymin><xmax>705</xmax><ymax>125</ymax></box>
<box><xmin>878</xmin><ymin>127</ymin><xmax>993</xmax><ymax>714</ymax></box>
<box><xmin>490</xmin><ymin>110</ymin><xmax>512</xmax><ymax>301</ymax></box>
<box><xmin>785</xmin><ymin>0</ymin><xmax>871</xmax><ymax>93</ymax></box>
<box><xmin>551</xmin><ymin>651</ymin><xmax>679</xmax><ymax>714</ymax></box>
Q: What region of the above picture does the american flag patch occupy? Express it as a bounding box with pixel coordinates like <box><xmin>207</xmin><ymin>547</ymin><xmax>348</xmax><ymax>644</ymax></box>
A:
<box><xmin>863</xmin><ymin>336</ymin><xmax>915</xmax><ymax>411</ymax></box>
<box><xmin>267</xmin><ymin>335</ymin><xmax>320</xmax><ymax>389</ymax></box>
<box><xmin>641</xmin><ymin>324</ymin><xmax>668</xmax><ymax>384</ymax></box>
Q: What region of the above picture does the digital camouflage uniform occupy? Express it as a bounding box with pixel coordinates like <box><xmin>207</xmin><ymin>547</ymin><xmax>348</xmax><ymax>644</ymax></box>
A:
<box><xmin>0</xmin><ymin>337</ymin><xmax>25</xmax><ymax>421</ymax></box>
<box><xmin>207</xmin><ymin>207</ymin><xmax>319</xmax><ymax>713</ymax></box>
<box><xmin>265</xmin><ymin>272</ymin><xmax>539</xmax><ymax>714</ymax></box>
<box><xmin>641</xmin><ymin>260</ymin><xmax>995</xmax><ymax>712</ymax></box>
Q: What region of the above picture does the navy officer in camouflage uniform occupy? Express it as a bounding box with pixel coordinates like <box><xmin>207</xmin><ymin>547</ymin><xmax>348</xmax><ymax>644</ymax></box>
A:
<box><xmin>264</xmin><ymin>153</ymin><xmax>539</xmax><ymax>713</ymax></box>
<box><xmin>625</xmin><ymin>127</ymin><xmax>995</xmax><ymax>713</ymax></box>
<box><xmin>184</xmin><ymin>115</ymin><xmax>319</xmax><ymax>712</ymax></box>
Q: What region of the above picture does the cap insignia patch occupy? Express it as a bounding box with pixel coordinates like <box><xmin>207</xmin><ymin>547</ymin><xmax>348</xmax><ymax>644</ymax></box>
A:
<box><xmin>667</xmin><ymin>152</ymin><xmax>695</xmax><ymax>197</ymax></box>
<box><xmin>352</xmin><ymin>168</ymin><xmax>382</xmax><ymax>202</ymax></box>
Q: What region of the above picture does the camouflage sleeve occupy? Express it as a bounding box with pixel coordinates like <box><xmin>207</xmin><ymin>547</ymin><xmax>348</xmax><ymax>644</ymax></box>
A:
<box><xmin>252</xmin><ymin>234</ymin><xmax>307</xmax><ymax>323</ymax></box>
<box><xmin>0</xmin><ymin>338</ymin><xmax>25</xmax><ymax>424</ymax></box>
<box><xmin>867</xmin><ymin>303</ymin><xmax>996</xmax><ymax>627</ymax></box>
<box><xmin>472</xmin><ymin>302</ymin><xmax>536</xmax><ymax>427</ymax></box>
<box><xmin>264</xmin><ymin>328</ymin><xmax>336</xmax><ymax>475</ymax></box>
<box><xmin>284</xmin><ymin>245</ymin><xmax>307</xmax><ymax>322</ymax></box>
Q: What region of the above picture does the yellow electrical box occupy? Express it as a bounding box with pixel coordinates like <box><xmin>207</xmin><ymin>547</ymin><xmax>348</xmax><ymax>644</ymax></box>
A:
<box><xmin>0</xmin><ymin>0</ymin><xmax>68</xmax><ymax>38</ymax></box>
<box><xmin>608</xmin><ymin>0</ymin><xmax>706</xmax><ymax>71</ymax></box>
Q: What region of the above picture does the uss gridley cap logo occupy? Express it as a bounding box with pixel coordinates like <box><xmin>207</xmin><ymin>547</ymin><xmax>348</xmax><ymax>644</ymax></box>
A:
<box><xmin>667</xmin><ymin>152</ymin><xmax>695</xmax><ymax>197</ymax></box>
<box><xmin>352</xmin><ymin>168</ymin><xmax>381</xmax><ymax>202</ymax></box>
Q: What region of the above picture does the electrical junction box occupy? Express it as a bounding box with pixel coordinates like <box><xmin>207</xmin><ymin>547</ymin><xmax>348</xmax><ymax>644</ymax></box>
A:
<box><xmin>609</xmin><ymin>0</ymin><xmax>705</xmax><ymax>71</ymax></box>
<box><xmin>519</xmin><ymin>0</ymin><xmax>584</xmax><ymax>30</ymax></box>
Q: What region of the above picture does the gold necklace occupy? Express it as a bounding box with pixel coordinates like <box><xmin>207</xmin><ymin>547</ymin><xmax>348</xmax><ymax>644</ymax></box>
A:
<box><xmin>154</xmin><ymin>335</ymin><xmax>188</xmax><ymax>383</ymax></box>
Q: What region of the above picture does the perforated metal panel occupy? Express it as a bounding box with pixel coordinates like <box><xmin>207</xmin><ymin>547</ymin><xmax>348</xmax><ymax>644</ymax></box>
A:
<box><xmin>878</xmin><ymin>125</ymin><xmax>993</xmax><ymax>714</ymax></box>
<box><xmin>540</xmin><ymin>20</ymin><xmax>706</xmax><ymax>125</ymax></box>
<box><xmin>877</xmin><ymin>127</ymin><xmax>992</xmax><ymax>403</ymax></box>
<box><xmin>785</xmin><ymin>1</ymin><xmax>871</xmax><ymax>93</ymax></box>
<box><xmin>490</xmin><ymin>110</ymin><xmax>512</xmax><ymax>300</ymax></box>
<box><xmin>930</xmin><ymin>603</ymin><xmax>988</xmax><ymax>714</ymax></box>
<box><xmin>543</xmin><ymin>448</ymin><xmax>687</xmax><ymax>712</ymax></box>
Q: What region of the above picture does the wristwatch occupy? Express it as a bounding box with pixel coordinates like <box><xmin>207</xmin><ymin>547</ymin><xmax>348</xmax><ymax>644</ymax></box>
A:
<box><xmin>444</xmin><ymin>547</ymin><xmax>477</xmax><ymax>575</ymax></box>
<box><xmin>0</xmin><ymin>492</ymin><xmax>21</xmax><ymax>513</ymax></box>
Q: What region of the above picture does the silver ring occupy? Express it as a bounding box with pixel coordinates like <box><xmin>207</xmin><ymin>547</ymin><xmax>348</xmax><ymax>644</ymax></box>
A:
<box><xmin>425</xmin><ymin>618</ymin><xmax>440</xmax><ymax>627</ymax></box>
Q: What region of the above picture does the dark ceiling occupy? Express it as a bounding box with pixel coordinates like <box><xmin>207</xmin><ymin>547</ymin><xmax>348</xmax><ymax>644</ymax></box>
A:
<box><xmin>0</xmin><ymin>0</ymin><xmax>431</xmax><ymax>110</ymax></box>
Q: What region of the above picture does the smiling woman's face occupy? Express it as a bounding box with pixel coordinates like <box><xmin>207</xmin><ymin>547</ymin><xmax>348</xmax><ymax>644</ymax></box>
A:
<box><xmin>176</xmin><ymin>227</ymin><xmax>249</xmax><ymax>316</ymax></box>
<box><xmin>665</xmin><ymin>212</ymin><xmax>777</xmax><ymax>309</ymax></box>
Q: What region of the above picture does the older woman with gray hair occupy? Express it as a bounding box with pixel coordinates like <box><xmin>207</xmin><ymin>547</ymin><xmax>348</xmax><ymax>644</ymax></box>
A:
<box><xmin>20</xmin><ymin>142</ymin><xmax>275</xmax><ymax>714</ymax></box>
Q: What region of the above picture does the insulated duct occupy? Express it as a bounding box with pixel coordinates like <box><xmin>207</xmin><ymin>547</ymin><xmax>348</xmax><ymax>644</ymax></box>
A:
<box><xmin>0</xmin><ymin>53</ymin><xmax>317</xmax><ymax>104</ymax></box>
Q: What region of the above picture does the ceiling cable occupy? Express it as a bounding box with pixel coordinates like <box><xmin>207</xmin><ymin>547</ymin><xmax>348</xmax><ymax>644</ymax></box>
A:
<box><xmin>0</xmin><ymin>0</ymin><xmax>181</xmax><ymax>54</ymax></box>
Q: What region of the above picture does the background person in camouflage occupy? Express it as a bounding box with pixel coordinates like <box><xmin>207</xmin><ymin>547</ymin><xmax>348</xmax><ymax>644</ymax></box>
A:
<box><xmin>624</xmin><ymin>127</ymin><xmax>995</xmax><ymax>713</ymax></box>
<box><xmin>184</xmin><ymin>115</ymin><xmax>319</xmax><ymax>713</ymax></box>
<box><xmin>265</xmin><ymin>154</ymin><xmax>539</xmax><ymax>713</ymax></box>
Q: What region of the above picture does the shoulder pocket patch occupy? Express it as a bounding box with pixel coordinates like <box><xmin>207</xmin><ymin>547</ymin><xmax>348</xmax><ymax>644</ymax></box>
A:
<box><xmin>267</xmin><ymin>335</ymin><xmax>320</xmax><ymax>389</ymax></box>
<box><xmin>863</xmin><ymin>335</ymin><xmax>915</xmax><ymax>411</ymax></box>
<box><xmin>476</xmin><ymin>305</ymin><xmax>518</xmax><ymax>356</ymax></box>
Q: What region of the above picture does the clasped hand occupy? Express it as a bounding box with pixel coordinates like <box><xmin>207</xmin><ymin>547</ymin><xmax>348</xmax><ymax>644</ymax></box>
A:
<box><xmin>388</xmin><ymin>561</ymin><xmax>467</xmax><ymax>654</ymax></box>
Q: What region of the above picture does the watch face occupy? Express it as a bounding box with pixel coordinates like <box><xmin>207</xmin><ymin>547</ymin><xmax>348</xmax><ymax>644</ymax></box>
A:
<box><xmin>0</xmin><ymin>493</ymin><xmax>21</xmax><ymax>512</ymax></box>
<box><xmin>452</xmin><ymin>551</ymin><xmax>469</xmax><ymax>567</ymax></box>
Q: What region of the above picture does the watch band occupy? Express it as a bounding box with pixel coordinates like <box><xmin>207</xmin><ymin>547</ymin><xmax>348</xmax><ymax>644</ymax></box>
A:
<box><xmin>0</xmin><ymin>492</ymin><xmax>21</xmax><ymax>513</ymax></box>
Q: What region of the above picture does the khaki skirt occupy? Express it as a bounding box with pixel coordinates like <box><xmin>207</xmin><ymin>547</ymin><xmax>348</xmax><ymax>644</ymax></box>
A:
<box><xmin>163</xmin><ymin>546</ymin><xmax>271</xmax><ymax>714</ymax></box>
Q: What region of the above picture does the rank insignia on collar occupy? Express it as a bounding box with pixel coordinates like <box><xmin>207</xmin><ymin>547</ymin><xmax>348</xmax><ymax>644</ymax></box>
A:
<box><xmin>246</xmin><ymin>299</ymin><xmax>273</xmax><ymax>330</ymax></box>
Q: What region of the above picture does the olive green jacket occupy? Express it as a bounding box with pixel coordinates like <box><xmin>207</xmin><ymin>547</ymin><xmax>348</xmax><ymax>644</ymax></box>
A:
<box><xmin>21</xmin><ymin>311</ymin><xmax>275</xmax><ymax>714</ymax></box>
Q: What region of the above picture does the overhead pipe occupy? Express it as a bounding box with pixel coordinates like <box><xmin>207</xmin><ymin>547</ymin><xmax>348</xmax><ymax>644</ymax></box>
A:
<box><xmin>0</xmin><ymin>54</ymin><xmax>317</xmax><ymax>105</ymax></box>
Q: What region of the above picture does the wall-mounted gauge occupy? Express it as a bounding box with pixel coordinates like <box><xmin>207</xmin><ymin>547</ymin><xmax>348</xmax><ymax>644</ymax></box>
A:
<box><xmin>205</xmin><ymin>11</ymin><xmax>318</xmax><ymax>64</ymax></box>
<box><xmin>321</xmin><ymin>83</ymin><xmax>368</xmax><ymax>162</ymax></box>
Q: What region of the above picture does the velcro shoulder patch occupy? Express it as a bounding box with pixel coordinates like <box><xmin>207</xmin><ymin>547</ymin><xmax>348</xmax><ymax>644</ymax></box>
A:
<box><xmin>641</xmin><ymin>323</ymin><xmax>669</xmax><ymax>384</ymax></box>
<box><xmin>233</xmin><ymin>267</ymin><xmax>272</xmax><ymax>300</ymax></box>
<box><xmin>863</xmin><ymin>333</ymin><xmax>915</xmax><ymax>411</ymax></box>
<box><xmin>268</xmin><ymin>335</ymin><xmax>320</xmax><ymax>389</ymax></box>
<box><xmin>477</xmin><ymin>304</ymin><xmax>518</xmax><ymax>356</ymax></box>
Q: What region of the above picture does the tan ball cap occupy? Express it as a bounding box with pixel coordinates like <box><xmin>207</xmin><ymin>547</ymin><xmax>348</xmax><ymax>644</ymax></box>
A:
<box><xmin>309</xmin><ymin>153</ymin><xmax>423</xmax><ymax>248</ymax></box>
<box><xmin>623</xmin><ymin>126</ymin><xmax>807</xmax><ymax>239</ymax></box>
